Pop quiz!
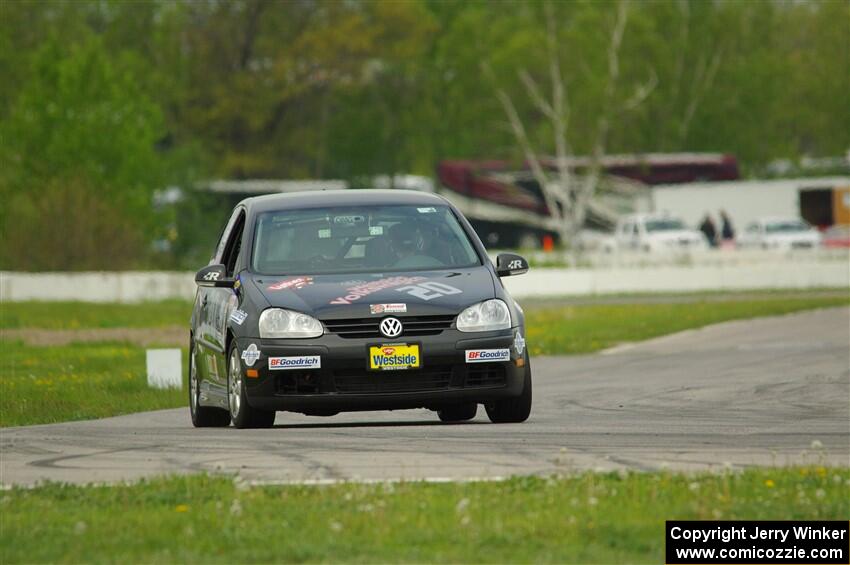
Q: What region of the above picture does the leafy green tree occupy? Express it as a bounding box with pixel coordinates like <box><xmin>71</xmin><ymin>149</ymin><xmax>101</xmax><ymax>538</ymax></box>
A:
<box><xmin>0</xmin><ymin>36</ymin><xmax>169</xmax><ymax>269</ymax></box>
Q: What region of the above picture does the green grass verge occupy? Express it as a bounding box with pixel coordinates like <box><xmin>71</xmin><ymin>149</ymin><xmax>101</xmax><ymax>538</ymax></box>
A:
<box><xmin>1</xmin><ymin>294</ymin><xmax>847</xmax><ymax>426</ymax></box>
<box><xmin>0</xmin><ymin>342</ymin><xmax>187</xmax><ymax>427</ymax></box>
<box><xmin>524</xmin><ymin>296</ymin><xmax>849</xmax><ymax>355</ymax></box>
<box><xmin>1</xmin><ymin>468</ymin><xmax>847</xmax><ymax>563</ymax></box>
<box><xmin>0</xmin><ymin>300</ymin><xmax>191</xmax><ymax>329</ymax></box>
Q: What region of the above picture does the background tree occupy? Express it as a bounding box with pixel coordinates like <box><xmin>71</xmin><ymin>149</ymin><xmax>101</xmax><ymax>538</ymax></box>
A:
<box><xmin>0</xmin><ymin>36</ymin><xmax>172</xmax><ymax>269</ymax></box>
<box><xmin>0</xmin><ymin>0</ymin><xmax>847</xmax><ymax>269</ymax></box>
<box><xmin>486</xmin><ymin>1</ymin><xmax>657</xmax><ymax>254</ymax></box>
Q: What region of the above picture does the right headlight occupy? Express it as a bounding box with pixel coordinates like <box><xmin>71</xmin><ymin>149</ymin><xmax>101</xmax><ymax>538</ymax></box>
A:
<box><xmin>456</xmin><ymin>299</ymin><xmax>511</xmax><ymax>332</ymax></box>
<box><xmin>259</xmin><ymin>308</ymin><xmax>323</xmax><ymax>338</ymax></box>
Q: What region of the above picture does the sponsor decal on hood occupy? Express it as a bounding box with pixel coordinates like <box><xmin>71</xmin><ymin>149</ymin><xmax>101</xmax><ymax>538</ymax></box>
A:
<box><xmin>329</xmin><ymin>276</ymin><xmax>426</xmax><ymax>305</ymax></box>
<box><xmin>268</xmin><ymin>277</ymin><xmax>314</xmax><ymax>291</ymax></box>
<box><xmin>370</xmin><ymin>303</ymin><xmax>407</xmax><ymax>314</ymax></box>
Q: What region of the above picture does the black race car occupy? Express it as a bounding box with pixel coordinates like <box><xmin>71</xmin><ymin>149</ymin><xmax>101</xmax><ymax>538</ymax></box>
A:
<box><xmin>189</xmin><ymin>189</ymin><xmax>531</xmax><ymax>428</ymax></box>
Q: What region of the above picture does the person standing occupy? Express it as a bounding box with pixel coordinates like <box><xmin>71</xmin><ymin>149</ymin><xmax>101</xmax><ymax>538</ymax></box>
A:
<box><xmin>720</xmin><ymin>210</ymin><xmax>735</xmax><ymax>242</ymax></box>
<box><xmin>699</xmin><ymin>214</ymin><xmax>717</xmax><ymax>247</ymax></box>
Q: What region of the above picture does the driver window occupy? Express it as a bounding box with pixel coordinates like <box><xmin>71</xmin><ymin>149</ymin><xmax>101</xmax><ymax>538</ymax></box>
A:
<box><xmin>221</xmin><ymin>211</ymin><xmax>246</xmax><ymax>277</ymax></box>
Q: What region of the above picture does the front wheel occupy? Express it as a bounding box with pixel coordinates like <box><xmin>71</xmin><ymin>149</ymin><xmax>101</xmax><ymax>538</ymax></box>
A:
<box><xmin>189</xmin><ymin>341</ymin><xmax>230</xmax><ymax>428</ymax></box>
<box><xmin>485</xmin><ymin>357</ymin><xmax>532</xmax><ymax>423</ymax></box>
<box><xmin>227</xmin><ymin>345</ymin><xmax>275</xmax><ymax>429</ymax></box>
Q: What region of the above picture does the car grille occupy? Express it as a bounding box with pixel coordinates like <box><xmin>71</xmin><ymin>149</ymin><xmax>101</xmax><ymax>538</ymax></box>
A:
<box><xmin>275</xmin><ymin>371</ymin><xmax>322</xmax><ymax>395</ymax></box>
<box><xmin>323</xmin><ymin>315</ymin><xmax>455</xmax><ymax>339</ymax></box>
<box><xmin>466</xmin><ymin>364</ymin><xmax>507</xmax><ymax>387</ymax></box>
<box><xmin>333</xmin><ymin>366</ymin><xmax>453</xmax><ymax>394</ymax></box>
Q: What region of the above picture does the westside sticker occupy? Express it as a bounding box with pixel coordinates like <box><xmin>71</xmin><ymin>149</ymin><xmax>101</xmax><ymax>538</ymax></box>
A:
<box><xmin>241</xmin><ymin>343</ymin><xmax>260</xmax><ymax>367</ymax></box>
<box><xmin>268</xmin><ymin>277</ymin><xmax>314</xmax><ymax>291</ymax></box>
<box><xmin>268</xmin><ymin>356</ymin><xmax>321</xmax><ymax>370</ymax></box>
<box><xmin>230</xmin><ymin>309</ymin><xmax>248</xmax><ymax>325</ymax></box>
<box><xmin>370</xmin><ymin>303</ymin><xmax>407</xmax><ymax>315</ymax></box>
<box><xmin>465</xmin><ymin>349</ymin><xmax>510</xmax><ymax>363</ymax></box>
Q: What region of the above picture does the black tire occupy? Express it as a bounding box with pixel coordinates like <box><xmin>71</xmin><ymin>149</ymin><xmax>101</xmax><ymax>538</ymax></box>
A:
<box><xmin>437</xmin><ymin>402</ymin><xmax>477</xmax><ymax>422</ymax></box>
<box><xmin>189</xmin><ymin>341</ymin><xmax>230</xmax><ymax>428</ymax></box>
<box><xmin>227</xmin><ymin>345</ymin><xmax>276</xmax><ymax>429</ymax></box>
<box><xmin>485</xmin><ymin>356</ymin><xmax>532</xmax><ymax>424</ymax></box>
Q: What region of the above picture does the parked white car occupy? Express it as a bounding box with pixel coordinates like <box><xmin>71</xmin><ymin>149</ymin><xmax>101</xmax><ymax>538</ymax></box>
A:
<box><xmin>737</xmin><ymin>218</ymin><xmax>821</xmax><ymax>250</ymax></box>
<box><xmin>615</xmin><ymin>214</ymin><xmax>708</xmax><ymax>253</ymax></box>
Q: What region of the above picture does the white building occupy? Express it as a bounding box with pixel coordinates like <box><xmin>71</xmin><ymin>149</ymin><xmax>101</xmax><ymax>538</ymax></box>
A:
<box><xmin>651</xmin><ymin>177</ymin><xmax>850</xmax><ymax>229</ymax></box>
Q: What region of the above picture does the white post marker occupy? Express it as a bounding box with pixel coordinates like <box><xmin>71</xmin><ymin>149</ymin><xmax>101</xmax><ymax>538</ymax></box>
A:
<box><xmin>146</xmin><ymin>349</ymin><xmax>182</xmax><ymax>389</ymax></box>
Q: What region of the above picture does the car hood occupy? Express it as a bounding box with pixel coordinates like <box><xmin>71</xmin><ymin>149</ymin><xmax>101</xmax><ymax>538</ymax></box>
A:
<box><xmin>248</xmin><ymin>267</ymin><xmax>496</xmax><ymax>320</ymax></box>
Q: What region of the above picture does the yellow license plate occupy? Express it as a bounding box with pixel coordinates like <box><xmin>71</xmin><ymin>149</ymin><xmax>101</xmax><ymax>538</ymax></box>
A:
<box><xmin>369</xmin><ymin>344</ymin><xmax>421</xmax><ymax>371</ymax></box>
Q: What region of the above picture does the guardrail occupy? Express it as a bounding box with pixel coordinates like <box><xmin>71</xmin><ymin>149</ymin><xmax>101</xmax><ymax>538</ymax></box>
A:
<box><xmin>2</xmin><ymin>259</ymin><xmax>847</xmax><ymax>303</ymax></box>
<box><xmin>490</xmin><ymin>247</ymin><xmax>850</xmax><ymax>269</ymax></box>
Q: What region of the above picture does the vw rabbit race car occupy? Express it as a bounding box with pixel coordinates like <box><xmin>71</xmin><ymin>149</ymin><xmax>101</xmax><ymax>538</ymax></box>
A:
<box><xmin>189</xmin><ymin>189</ymin><xmax>532</xmax><ymax>428</ymax></box>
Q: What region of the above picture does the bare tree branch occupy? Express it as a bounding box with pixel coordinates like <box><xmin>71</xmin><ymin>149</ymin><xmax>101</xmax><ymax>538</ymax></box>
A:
<box><xmin>486</xmin><ymin>0</ymin><xmax>671</xmax><ymax>259</ymax></box>
<box><xmin>519</xmin><ymin>70</ymin><xmax>556</xmax><ymax>121</ymax></box>
<box><xmin>621</xmin><ymin>68</ymin><xmax>659</xmax><ymax>113</ymax></box>
<box><xmin>670</xmin><ymin>0</ymin><xmax>690</xmax><ymax>105</ymax></box>
<box><xmin>587</xmin><ymin>0</ymin><xmax>630</xmax><ymax>196</ymax></box>
<box><xmin>544</xmin><ymin>0</ymin><xmax>573</xmax><ymax>217</ymax></box>
<box><xmin>575</xmin><ymin>0</ymin><xmax>631</xmax><ymax>234</ymax></box>
<box><xmin>483</xmin><ymin>62</ymin><xmax>563</xmax><ymax>222</ymax></box>
<box><xmin>679</xmin><ymin>46</ymin><xmax>723</xmax><ymax>142</ymax></box>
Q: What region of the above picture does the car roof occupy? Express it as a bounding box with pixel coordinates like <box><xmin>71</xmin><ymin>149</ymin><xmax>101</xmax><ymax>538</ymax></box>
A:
<box><xmin>239</xmin><ymin>189</ymin><xmax>447</xmax><ymax>214</ymax></box>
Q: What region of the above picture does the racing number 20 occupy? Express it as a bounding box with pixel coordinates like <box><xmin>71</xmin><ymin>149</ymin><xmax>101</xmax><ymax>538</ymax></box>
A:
<box><xmin>396</xmin><ymin>282</ymin><xmax>462</xmax><ymax>301</ymax></box>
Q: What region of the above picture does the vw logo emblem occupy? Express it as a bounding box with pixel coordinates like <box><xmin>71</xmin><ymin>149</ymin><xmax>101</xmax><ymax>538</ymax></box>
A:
<box><xmin>379</xmin><ymin>317</ymin><xmax>403</xmax><ymax>338</ymax></box>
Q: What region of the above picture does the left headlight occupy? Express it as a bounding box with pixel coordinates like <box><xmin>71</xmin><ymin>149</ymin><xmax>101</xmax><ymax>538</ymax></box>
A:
<box><xmin>456</xmin><ymin>299</ymin><xmax>511</xmax><ymax>332</ymax></box>
<box><xmin>259</xmin><ymin>308</ymin><xmax>323</xmax><ymax>338</ymax></box>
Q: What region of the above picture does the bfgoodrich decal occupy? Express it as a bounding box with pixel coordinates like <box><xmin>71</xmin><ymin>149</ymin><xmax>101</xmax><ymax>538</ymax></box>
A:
<box><xmin>465</xmin><ymin>349</ymin><xmax>511</xmax><ymax>363</ymax></box>
<box><xmin>268</xmin><ymin>356</ymin><xmax>321</xmax><ymax>370</ymax></box>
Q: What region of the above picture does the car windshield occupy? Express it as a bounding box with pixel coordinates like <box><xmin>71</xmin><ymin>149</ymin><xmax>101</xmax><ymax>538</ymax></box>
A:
<box><xmin>251</xmin><ymin>204</ymin><xmax>481</xmax><ymax>275</ymax></box>
<box><xmin>765</xmin><ymin>220</ymin><xmax>809</xmax><ymax>233</ymax></box>
<box><xmin>645</xmin><ymin>219</ymin><xmax>685</xmax><ymax>232</ymax></box>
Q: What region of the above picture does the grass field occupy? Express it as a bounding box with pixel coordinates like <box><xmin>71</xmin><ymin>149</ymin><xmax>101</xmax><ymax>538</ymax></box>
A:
<box><xmin>0</xmin><ymin>342</ymin><xmax>187</xmax><ymax>427</ymax></box>
<box><xmin>0</xmin><ymin>300</ymin><xmax>191</xmax><ymax>329</ymax></box>
<box><xmin>523</xmin><ymin>295</ymin><xmax>849</xmax><ymax>355</ymax></box>
<box><xmin>1</xmin><ymin>292</ymin><xmax>847</xmax><ymax>426</ymax></box>
<box><xmin>1</xmin><ymin>468</ymin><xmax>847</xmax><ymax>563</ymax></box>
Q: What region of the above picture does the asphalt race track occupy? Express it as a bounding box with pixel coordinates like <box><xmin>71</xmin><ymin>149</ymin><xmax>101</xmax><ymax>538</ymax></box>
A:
<box><xmin>2</xmin><ymin>307</ymin><xmax>848</xmax><ymax>487</ymax></box>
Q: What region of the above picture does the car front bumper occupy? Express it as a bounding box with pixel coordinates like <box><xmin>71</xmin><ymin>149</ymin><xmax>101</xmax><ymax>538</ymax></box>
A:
<box><xmin>234</xmin><ymin>329</ymin><xmax>526</xmax><ymax>413</ymax></box>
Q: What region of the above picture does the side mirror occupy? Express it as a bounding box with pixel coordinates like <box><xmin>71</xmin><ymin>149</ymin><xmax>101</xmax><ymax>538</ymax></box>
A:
<box><xmin>195</xmin><ymin>264</ymin><xmax>234</xmax><ymax>287</ymax></box>
<box><xmin>496</xmin><ymin>253</ymin><xmax>529</xmax><ymax>277</ymax></box>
